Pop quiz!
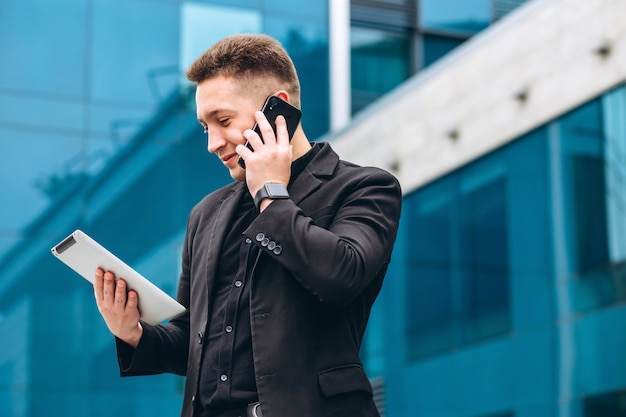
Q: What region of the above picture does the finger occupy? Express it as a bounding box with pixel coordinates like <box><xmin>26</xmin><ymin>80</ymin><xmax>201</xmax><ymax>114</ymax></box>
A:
<box><xmin>242</xmin><ymin>127</ymin><xmax>263</xmax><ymax>151</ymax></box>
<box><xmin>126</xmin><ymin>290</ymin><xmax>139</xmax><ymax>313</ymax></box>
<box><xmin>94</xmin><ymin>268</ymin><xmax>105</xmax><ymax>301</ymax></box>
<box><xmin>254</xmin><ymin>111</ymin><xmax>277</xmax><ymax>145</ymax></box>
<box><xmin>275</xmin><ymin>115</ymin><xmax>288</xmax><ymax>147</ymax></box>
<box><xmin>236</xmin><ymin>141</ymin><xmax>254</xmax><ymax>165</ymax></box>
<box><xmin>115</xmin><ymin>279</ymin><xmax>128</xmax><ymax>308</ymax></box>
<box><xmin>102</xmin><ymin>271</ymin><xmax>116</xmax><ymax>304</ymax></box>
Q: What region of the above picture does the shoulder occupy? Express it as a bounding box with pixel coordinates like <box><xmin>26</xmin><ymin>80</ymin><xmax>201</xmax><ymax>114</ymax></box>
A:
<box><xmin>318</xmin><ymin>143</ymin><xmax>401</xmax><ymax>193</ymax></box>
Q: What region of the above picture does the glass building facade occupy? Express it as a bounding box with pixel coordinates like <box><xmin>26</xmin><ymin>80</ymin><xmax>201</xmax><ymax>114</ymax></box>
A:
<box><xmin>0</xmin><ymin>1</ymin><xmax>329</xmax><ymax>416</ymax></box>
<box><xmin>349</xmin><ymin>0</ymin><xmax>524</xmax><ymax>114</ymax></box>
<box><xmin>378</xmin><ymin>83</ymin><xmax>626</xmax><ymax>417</ymax></box>
<box><xmin>2</xmin><ymin>1</ymin><xmax>624</xmax><ymax>417</ymax></box>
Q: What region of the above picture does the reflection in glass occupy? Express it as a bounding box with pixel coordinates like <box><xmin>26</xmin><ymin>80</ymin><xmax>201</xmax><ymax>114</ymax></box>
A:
<box><xmin>0</xmin><ymin>0</ymin><xmax>87</xmax><ymax>96</ymax></box>
<box><xmin>458</xmin><ymin>163</ymin><xmax>509</xmax><ymax>344</ymax></box>
<box><xmin>405</xmin><ymin>155</ymin><xmax>511</xmax><ymax>359</ymax></box>
<box><xmin>603</xmin><ymin>86</ymin><xmax>626</xmax><ymax>267</ymax></box>
<box><xmin>180</xmin><ymin>3</ymin><xmax>261</xmax><ymax>72</ymax></box>
<box><xmin>350</xmin><ymin>27</ymin><xmax>411</xmax><ymax>114</ymax></box>
<box><xmin>406</xmin><ymin>179</ymin><xmax>455</xmax><ymax>358</ymax></box>
<box><xmin>562</xmin><ymin>86</ymin><xmax>626</xmax><ymax>312</ymax></box>
<box><xmin>266</xmin><ymin>22</ymin><xmax>330</xmax><ymax>139</ymax></box>
<box><xmin>422</xmin><ymin>33</ymin><xmax>465</xmax><ymax>67</ymax></box>
<box><xmin>420</xmin><ymin>0</ymin><xmax>491</xmax><ymax>33</ymax></box>
<box><xmin>369</xmin><ymin>0</ymin><xmax>411</xmax><ymax>5</ymax></box>
<box><xmin>0</xmin><ymin>1</ymin><xmax>333</xmax><ymax>415</ymax></box>
<box><xmin>91</xmin><ymin>0</ymin><xmax>179</xmax><ymax>104</ymax></box>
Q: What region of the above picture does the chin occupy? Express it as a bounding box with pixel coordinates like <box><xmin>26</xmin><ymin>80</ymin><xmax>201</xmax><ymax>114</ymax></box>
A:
<box><xmin>231</xmin><ymin>167</ymin><xmax>246</xmax><ymax>182</ymax></box>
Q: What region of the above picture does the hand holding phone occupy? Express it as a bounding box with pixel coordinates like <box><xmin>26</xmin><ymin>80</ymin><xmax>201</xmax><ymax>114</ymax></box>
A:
<box><xmin>238</xmin><ymin>95</ymin><xmax>302</xmax><ymax>169</ymax></box>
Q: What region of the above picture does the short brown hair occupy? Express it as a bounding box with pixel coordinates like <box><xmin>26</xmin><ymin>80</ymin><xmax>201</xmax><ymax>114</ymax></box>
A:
<box><xmin>186</xmin><ymin>34</ymin><xmax>301</xmax><ymax>106</ymax></box>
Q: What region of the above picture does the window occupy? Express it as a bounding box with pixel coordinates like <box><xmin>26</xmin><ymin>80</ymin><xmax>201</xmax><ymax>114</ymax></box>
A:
<box><xmin>457</xmin><ymin>162</ymin><xmax>509</xmax><ymax>344</ymax></box>
<box><xmin>559</xmin><ymin>100</ymin><xmax>608</xmax><ymax>276</ymax></box>
<box><xmin>350</xmin><ymin>27</ymin><xmax>412</xmax><ymax>114</ymax></box>
<box><xmin>422</xmin><ymin>33</ymin><xmax>465</xmax><ymax>67</ymax></box>
<box><xmin>559</xmin><ymin>89</ymin><xmax>626</xmax><ymax>312</ymax></box>
<box><xmin>350</xmin><ymin>0</ymin><xmax>416</xmax><ymax>114</ymax></box>
<box><xmin>405</xmin><ymin>154</ymin><xmax>511</xmax><ymax>359</ymax></box>
<box><xmin>419</xmin><ymin>0</ymin><xmax>491</xmax><ymax>33</ymax></box>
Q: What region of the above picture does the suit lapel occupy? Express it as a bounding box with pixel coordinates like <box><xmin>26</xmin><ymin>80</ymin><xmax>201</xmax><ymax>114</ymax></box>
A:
<box><xmin>289</xmin><ymin>143</ymin><xmax>339</xmax><ymax>205</ymax></box>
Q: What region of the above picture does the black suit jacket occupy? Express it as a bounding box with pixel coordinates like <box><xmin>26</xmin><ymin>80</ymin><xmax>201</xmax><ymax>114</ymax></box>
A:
<box><xmin>117</xmin><ymin>143</ymin><xmax>402</xmax><ymax>417</ymax></box>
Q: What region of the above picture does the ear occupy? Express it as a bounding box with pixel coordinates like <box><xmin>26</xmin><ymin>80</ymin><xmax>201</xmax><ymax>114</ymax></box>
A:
<box><xmin>272</xmin><ymin>90</ymin><xmax>290</xmax><ymax>103</ymax></box>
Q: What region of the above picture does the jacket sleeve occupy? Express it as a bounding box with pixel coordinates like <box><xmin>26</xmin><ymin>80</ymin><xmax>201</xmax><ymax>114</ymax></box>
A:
<box><xmin>115</xmin><ymin>219</ymin><xmax>193</xmax><ymax>377</ymax></box>
<box><xmin>243</xmin><ymin>167</ymin><xmax>402</xmax><ymax>306</ymax></box>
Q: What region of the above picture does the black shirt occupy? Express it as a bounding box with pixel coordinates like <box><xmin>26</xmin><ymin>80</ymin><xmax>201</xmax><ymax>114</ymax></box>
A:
<box><xmin>196</xmin><ymin>191</ymin><xmax>258</xmax><ymax>415</ymax></box>
<box><xmin>196</xmin><ymin>143</ymin><xmax>321</xmax><ymax>415</ymax></box>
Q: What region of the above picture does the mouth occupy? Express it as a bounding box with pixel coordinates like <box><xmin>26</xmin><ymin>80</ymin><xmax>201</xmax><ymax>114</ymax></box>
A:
<box><xmin>220</xmin><ymin>153</ymin><xmax>238</xmax><ymax>166</ymax></box>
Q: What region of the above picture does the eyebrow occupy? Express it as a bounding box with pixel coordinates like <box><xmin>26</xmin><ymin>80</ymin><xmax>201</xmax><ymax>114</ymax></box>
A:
<box><xmin>198</xmin><ymin>108</ymin><xmax>236</xmax><ymax>124</ymax></box>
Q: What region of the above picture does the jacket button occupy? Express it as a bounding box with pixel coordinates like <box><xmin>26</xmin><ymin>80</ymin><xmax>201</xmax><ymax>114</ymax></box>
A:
<box><xmin>261</xmin><ymin>237</ymin><xmax>270</xmax><ymax>247</ymax></box>
<box><xmin>192</xmin><ymin>395</ymin><xmax>196</xmax><ymax>407</ymax></box>
<box><xmin>197</xmin><ymin>332</ymin><xmax>203</xmax><ymax>344</ymax></box>
<box><xmin>256</xmin><ymin>233</ymin><xmax>265</xmax><ymax>242</ymax></box>
<box><xmin>273</xmin><ymin>245</ymin><xmax>282</xmax><ymax>255</ymax></box>
<box><xmin>267</xmin><ymin>241</ymin><xmax>276</xmax><ymax>250</ymax></box>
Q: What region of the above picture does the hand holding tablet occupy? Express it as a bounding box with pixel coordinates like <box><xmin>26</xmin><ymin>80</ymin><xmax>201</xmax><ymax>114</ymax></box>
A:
<box><xmin>51</xmin><ymin>230</ymin><xmax>186</xmax><ymax>325</ymax></box>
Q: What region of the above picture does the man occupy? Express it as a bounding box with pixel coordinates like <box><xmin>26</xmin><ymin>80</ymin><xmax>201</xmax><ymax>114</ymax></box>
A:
<box><xmin>94</xmin><ymin>34</ymin><xmax>402</xmax><ymax>417</ymax></box>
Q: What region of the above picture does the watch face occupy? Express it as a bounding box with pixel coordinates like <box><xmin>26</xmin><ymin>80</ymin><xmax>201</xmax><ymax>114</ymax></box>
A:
<box><xmin>265</xmin><ymin>183</ymin><xmax>289</xmax><ymax>198</ymax></box>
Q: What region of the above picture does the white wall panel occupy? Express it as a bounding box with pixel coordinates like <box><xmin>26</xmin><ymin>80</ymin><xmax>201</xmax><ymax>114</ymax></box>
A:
<box><xmin>331</xmin><ymin>0</ymin><xmax>626</xmax><ymax>193</ymax></box>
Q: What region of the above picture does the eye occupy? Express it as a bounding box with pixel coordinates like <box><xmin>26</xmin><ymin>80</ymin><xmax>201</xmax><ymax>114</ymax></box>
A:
<box><xmin>219</xmin><ymin>118</ymin><xmax>230</xmax><ymax>127</ymax></box>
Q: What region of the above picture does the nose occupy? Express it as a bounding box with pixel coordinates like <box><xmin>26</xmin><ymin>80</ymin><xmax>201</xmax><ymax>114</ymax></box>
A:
<box><xmin>207</xmin><ymin>129</ymin><xmax>225</xmax><ymax>154</ymax></box>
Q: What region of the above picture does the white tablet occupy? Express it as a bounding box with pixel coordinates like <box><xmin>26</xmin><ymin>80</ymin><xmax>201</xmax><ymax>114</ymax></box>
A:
<box><xmin>51</xmin><ymin>230</ymin><xmax>186</xmax><ymax>325</ymax></box>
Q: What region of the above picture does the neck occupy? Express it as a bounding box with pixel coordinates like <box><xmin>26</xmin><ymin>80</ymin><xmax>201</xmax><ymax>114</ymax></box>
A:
<box><xmin>290</xmin><ymin>127</ymin><xmax>312</xmax><ymax>161</ymax></box>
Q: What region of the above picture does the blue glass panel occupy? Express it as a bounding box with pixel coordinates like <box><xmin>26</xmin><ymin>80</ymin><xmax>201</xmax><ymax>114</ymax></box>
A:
<box><xmin>179</xmin><ymin>3</ymin><xmax>261</xmax><ymax>72</ymax></box>
<box><xmin>361</xmin><ymin>0</ymin><xmax>411</xmax><ymax>5</ymax></box>
<box><xmin>263</xmin><ymin>0</ymin><xmax>327</xmax><ymax>19</ymax></box>
<box><xmin>189</xmin><ymin>0</ymin><xmax>258</xmax><ymax>9</ymax></box>
<box><xmin>88</xmin><ymin>103</ymin><xmax>153</xmax><ymax>146</ymax></box>
<box><xmin>0</xmin><ymin>0</ymin><xmax>87</xmax><ymax>96</ymax></box>
<box><xmin>602</xmin><ymin>86</ymin><xmax>626</xmax><ymax>264</ymax></box>
<box><xmin>420</xmin><ymin>0</ymin><xmax>491</xmax><ymax>33</ymax></box>
<box><xmin>505</xmin><ymin>128</ymin><xmax>553</xmax><ymax>294</ymax></box>
<box><xmin>0</xmin><ymin>129</ymin><xmax>84</xmax><ymax>240</ymax></box>
<box><xmin>406</xmin><ymin>264</ymin><xmax>455</xmax><ymax>358</ymax></box>
<box><xmin>556</xmin><ymin>98</ymin><xmax>626</xmax><ymax>313</ymax></box>
<box><xmin>406</xmin><ymin>179</ymin><xmax>453</xmax><ymax>264</ymax></box>
<box><xmin>457</xmin><ymin>160</ymin><xmax>509</xmax><ymax>343</ymax></box>
<box><xmin>405</xmin><ymin>135</ymin><xmax>534</xmax><ymax>359</ymax></box>
<box><xmin>0</xmin><ymin>93</ymin><xmax>84</xmax><ymax>133</ymax></box>
<box><xmin>264</xmin><ymin>17</ymin><xmax>330</xmax><ymax>139</ymax></box>
<box><xmin>0</xmin><ymin>0</ymin><xmax>333</xmax><ymax>415</ymax></box>
<box><xmin>91</xmin><ymin>0</ymin><xmax>179</xmax><ymax>104</ymax></box>
<box><xmin>558</xmin><ymin>99</ymin><xmax>606</xmax><ymax>275</ymax></box>
<box><xmin>350</xmin><ymin>27</ymin><xmax>411</xmax><ymax>114</ymax></box>
<box><xmin>405</xmin><ymin>180</ymin><xmax>455</xmax><ymax>358</ymax></box>
<box><xmin>422</xmin><ymin>33</ymin><xmax>465</xmax><ymax>67</ymax></box>
<box><xmin>361</xmin><ymin>292</ymin><xmax>386</xmax><ymax>375</ymax></box>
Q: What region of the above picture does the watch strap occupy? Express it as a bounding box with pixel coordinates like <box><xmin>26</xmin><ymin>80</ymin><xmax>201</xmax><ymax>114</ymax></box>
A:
<box><xmin>254</xmin><ymin>183</ymin><xmax>289</xmax><ymax>210</ymax></box>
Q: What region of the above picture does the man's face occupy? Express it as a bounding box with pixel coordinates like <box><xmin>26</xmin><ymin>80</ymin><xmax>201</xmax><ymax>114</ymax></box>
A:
<box><xmin>195</xmin><ymin>76</ymin><xmax>260</xmax><ymax>182</ymax></box>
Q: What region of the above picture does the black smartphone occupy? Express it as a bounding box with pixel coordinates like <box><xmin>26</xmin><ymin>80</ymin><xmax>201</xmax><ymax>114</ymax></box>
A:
<box><xmin>237</xmin><ymin>95</ymin><xmax>302</xmax><ymax>169</ymax></box>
